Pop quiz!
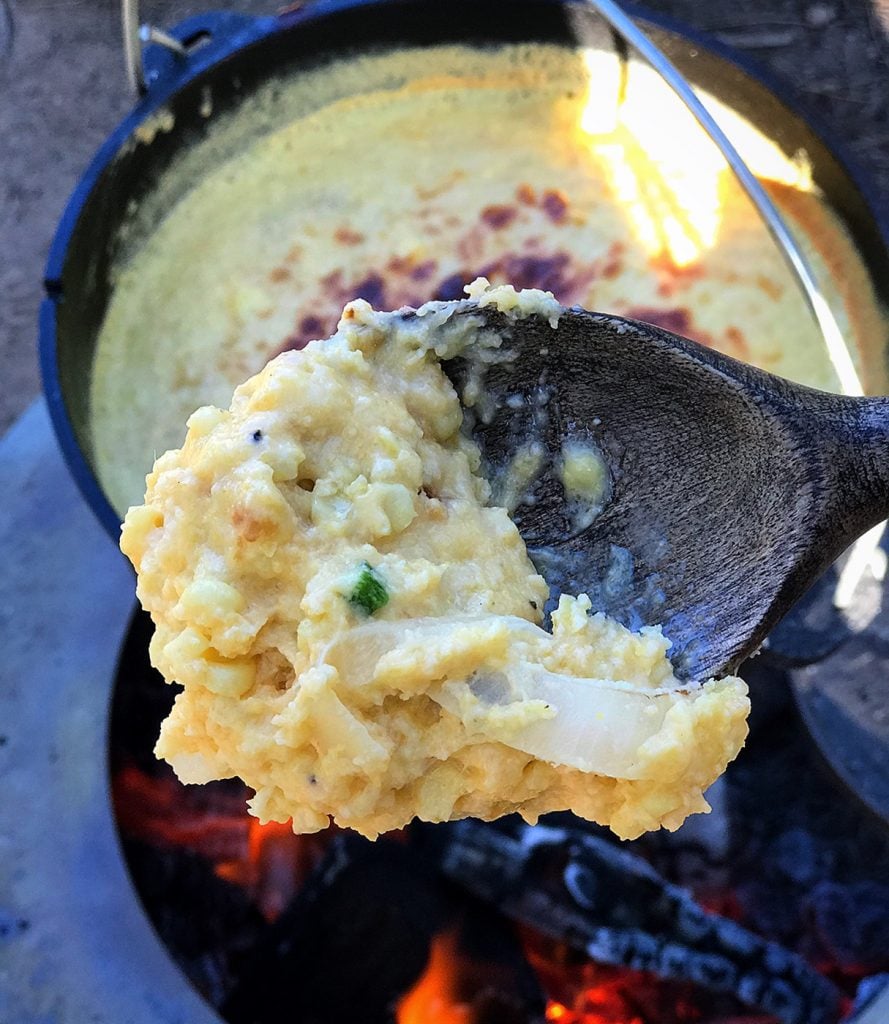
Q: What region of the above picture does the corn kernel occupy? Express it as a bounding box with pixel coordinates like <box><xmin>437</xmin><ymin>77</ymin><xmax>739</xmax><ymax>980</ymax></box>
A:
<box><xmin>177</xmin><ymin>578</ymin><xmax>245</xmax><ymax>618</ymax></box>
<box><xmin>201</xmin><ymin>657</ymin><xmax>256</xmax><ymax>698</ymax></box>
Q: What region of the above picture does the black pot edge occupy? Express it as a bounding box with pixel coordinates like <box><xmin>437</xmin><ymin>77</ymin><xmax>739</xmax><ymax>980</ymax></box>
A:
<box><xmin>38</xmin><ymin>0</ymin><xmax>889</xmax><ymax>539</ymax></box>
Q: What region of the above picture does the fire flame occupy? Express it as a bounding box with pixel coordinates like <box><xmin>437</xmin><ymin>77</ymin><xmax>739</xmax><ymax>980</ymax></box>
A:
<box><xmin>397</xmin><ymin>928</ymin><xmax>474</xmax><ymax>1024</ymax></box>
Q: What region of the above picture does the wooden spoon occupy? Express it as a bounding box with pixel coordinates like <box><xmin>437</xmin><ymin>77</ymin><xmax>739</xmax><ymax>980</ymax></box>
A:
<box><xmin>440</xmin><ymin>303</ymin><xmax>889</xmax><ymax>684</ymax></box>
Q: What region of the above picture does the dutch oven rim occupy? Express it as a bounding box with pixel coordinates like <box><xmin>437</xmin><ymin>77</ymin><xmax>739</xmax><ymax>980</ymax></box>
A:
<box><xmin>38</xmin><ymin>0</ymin><xmax>889</xmax><ymax>541</ymax></box>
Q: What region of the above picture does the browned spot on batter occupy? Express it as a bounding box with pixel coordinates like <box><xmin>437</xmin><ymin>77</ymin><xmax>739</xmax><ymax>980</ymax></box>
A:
<box><xmin>723</xmin><ymin>326</ymin><xmax>751</xmax><ymax>360</ymax></box>
<box><xmin>269</xmin><ymin>266</ymin><xmax>291</xmax><ymax>284</ymax></box>
<box><xmin>475</xmin><ymin>252</ymin><xmax>597</xmax><ymax>305</ymax></box>
<box><xmin>321</xmin><ymin>268</ymin><xmax>344</xmax><ymax>292</ymax></box>
<box><xmin>335</xmin><ymin>226</ymin><xmax>365</xmax><ymax>246</ymax></box>
<box><xmin>626</xmin><ymin>306</ymin><xmax>716</xmax><ymax>348</ymax></box>
<box><xmin>385</xmin><ymin>254</ymin><xmax>437</xmax><ymax>284</ymax></box>
<box><xmin>285</xmin><ymin>244</ymin><xmax>303</xmax><ymax>263</ymax></box>
<box><xmin>299</xmin><ymin>315</ymin><xmax>325</xmax><ymax>338</ymax></box>
<box><xmin>351</xmin><ymin>274</ymin><xmax>387</xmax><ymax>308</ymax></box>
<box><xmin>541</xmin><ymin>189</ymin><xmax>569</xmax><ymax>224</ymax></box>
<box><xmin>652</xmin><ymin>255</ymin><xmax>706</xmax><ymax>298</ymax></box>
<box><xmin>492</xmin><ymin>254</ymin><xmax>572</xmax><ymax>293</ymax></box>
<box><xmin>600</xmin><ymin>241</ymin><xmax>625</xmax><ymax>280</ymax></box>
<box><xmin>433</xmin><ymin>273</ymin><xmax>470</xmax><ymax>301</ymax></box>
<box><xmin>428</xmin><ymin>248</ymin><xmax>598</xmax><ymax>306</ymax></box>
<box><xmin>416</xmin><ymin>170</ymin><xmax>466</xmax><ymax>201</ymax></box>
<box><xmin>280</xmin><ymin>315</ymin><xmax>329</xmax><ymax>353</ymax></box>
<box><xmin>481</xmin><ymin>204</ymin><xmax>519</xmax><ymax>230</ymax></box>
<box><xmin>456</xmin><ymin>225</ymin><xmax>487</xmax><ymax>264</ymax></box>
<box><xmin>757</xmin><ymin>274</ymin><xmax>783</xmax><ymax>301</ymax></box>
<box><xmin>516</xmin><ymin>184</ymin><xmax>536</xmax><ymax>205</ymax></box>
<box><xmin>232</xmin><ymin>505</ymin><xmax>276</xmax><ymax>543</ymax></box>
<box><xmin>387</xmin><ymin>254</ymin><xmax>414</xmax><ymax>275</ymax></box>
<box><xmin>321</xmin><ymin>267</ymin><xmax>386</xmax><ymax>309</ymax></box>
<box><xmin>625</xmin><ymin>306</ymin><xmax>692</xmax><ymax>337</ymax></box>
<box><xmin>411</xmin><ymin>259</ymin><xmax>437</xmax><ymax>282</ymax></box>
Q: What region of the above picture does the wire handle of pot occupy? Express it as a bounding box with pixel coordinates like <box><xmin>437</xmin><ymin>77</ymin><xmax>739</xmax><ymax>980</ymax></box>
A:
<box><xmin>118</xmin><ymin>3</ymin><xmax>861</xmax><ymax>398</ymax></box>
<box><xmin>122</xmin><ymin>0</ymin><xmax>187</xmax><ymax>96</ymax></box>
<box><xmin>585</xmin><ymin>0</ymin><xmax>886</xmax><ymax>611</ymax></box>
<box><xmin>584</xmin><ymin>0</ymin><xmax>860</xmax><ymax>399</ymax></box>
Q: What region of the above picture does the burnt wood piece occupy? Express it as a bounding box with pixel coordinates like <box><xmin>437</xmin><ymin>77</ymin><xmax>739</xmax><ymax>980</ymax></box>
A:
<box><xmin>222</xmin><ymin>835</ymin><xmax>447</xmax><ymax>1024</ymax></box>
<box><xmin>431</xmin><ymin>820</ymin><xmax>842</xmax><ymax>1024</ymax></box>
<box><xmin>440</xmin><ymin>305</ymin><xmax>889</xmax><ymax>682</ymax></box>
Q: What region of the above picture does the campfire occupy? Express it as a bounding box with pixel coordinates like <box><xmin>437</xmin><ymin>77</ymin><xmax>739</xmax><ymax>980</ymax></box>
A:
<box><xmin>110</xmin><ymin>612</ymin><xmax>889</xmax><ymax>1024</ymax></box>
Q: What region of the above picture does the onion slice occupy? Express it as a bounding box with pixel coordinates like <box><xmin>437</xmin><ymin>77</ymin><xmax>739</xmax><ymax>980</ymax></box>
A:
<box><xmin>320</xmin><ymin>616</ymin><xmax>541</xmax><ymax>686</ymax></box>
<box><xmin>320</xmin><ymin>617</ymin><xmax>698</xmax><ymax>780</ymax></box>
<box><xmin>434</xmin><ymin>663</ymin><xmax>689</xmax><ymax>779</ymax></box>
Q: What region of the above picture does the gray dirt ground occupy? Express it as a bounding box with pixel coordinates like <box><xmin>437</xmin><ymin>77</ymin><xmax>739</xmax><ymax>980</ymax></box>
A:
<box><xmin>1</xmin><ymin>0</ymin><xmax>888</xmax><ymax>437</ymax></box>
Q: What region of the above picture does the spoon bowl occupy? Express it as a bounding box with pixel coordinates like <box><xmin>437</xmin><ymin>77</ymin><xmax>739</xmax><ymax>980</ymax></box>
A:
<box><xmin>441</xmin><ymin>304</ymin><xmax>889</xmax><ymax>683</ymax></box>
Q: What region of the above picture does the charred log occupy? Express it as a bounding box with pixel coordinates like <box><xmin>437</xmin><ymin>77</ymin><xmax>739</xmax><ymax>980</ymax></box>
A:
<box><xmin>430</xmin><ymin>819</ymin><xmax>843</xmax><ymax>1024</ymax></box>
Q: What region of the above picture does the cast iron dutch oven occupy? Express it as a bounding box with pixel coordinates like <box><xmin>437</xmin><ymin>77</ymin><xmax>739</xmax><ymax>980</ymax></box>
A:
<box><xmin>40</xmin><ymin>0</ymin><xmax>889</xmax><ymax>540</ymax></box>
<box><xmin>39</xmin><ymin>0</ymin><xmax>889</xmax><ymax>822</ymax></box>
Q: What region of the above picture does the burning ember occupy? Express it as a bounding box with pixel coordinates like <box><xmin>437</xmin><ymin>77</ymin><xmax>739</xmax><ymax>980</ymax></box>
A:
<box><xmin>110</xmin><ymin>612</ymin><xmax>889</xmax><ymax>1024</ymax></box>
<box><xmin>113</xmin><ymin>762</ymin><xmax>329</xmax><ymax>922</ymax></box>
<box><xmin>528</xmin><ymin>941</ymin><xmax>707</xmax><ymax>1024</ymax></box>
<box><xmin>398</xmin><ymin>923</ymin><xmax>715</xmax><ymax>1024</ymax></box>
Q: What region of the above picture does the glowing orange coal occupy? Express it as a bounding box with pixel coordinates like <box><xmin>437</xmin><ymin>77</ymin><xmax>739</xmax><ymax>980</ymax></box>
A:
<box><xmin>215</xmin><ymin>817</ymin><xmax>328</xmax><ymax>921</ymax></box>
<box><xmin>397</xmin><ymin>927</ymin><xmax>474</xmax><ymax>1024</ymax></box>
<box><xmin>113</xmin><ymin>762</ymin><xmax>248</xmax><ymax>861</ymax></box>
<box><xmin>523</xmin><ymin>929</ymin><xmax>709</xmax><ymax>1024</ymax></box>
<box><xmin>396</xmin><ymin>922</ymin><xmax>709</xmax><ymax>1024</ymax></box>
<box><xmin>113</xmin><ymin>761</ymin><xmax>329</xmax><ymax>921</ymax></box>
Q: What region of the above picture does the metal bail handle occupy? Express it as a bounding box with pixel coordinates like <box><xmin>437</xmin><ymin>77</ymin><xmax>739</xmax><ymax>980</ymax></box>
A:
<box><xmin>583</xmin><ymin>0</ymin><xmax>859</xmax><ymax>400</ymax></box>
<box><xmin>116</xmin><ymin>0</ymin><xmax>874</xmax><ymax>616</ymax></box>
<box><xmin>122</xmin><ymin>0</ymin><xmax>188</xmax><ymax>96</ymax></box>
<box><xmin>582</xmin><ymin>0</ymin><xmax>884</xmax><ymax>633</ymax></box>
<box><xmin>118</xmin><ymin>0</ymin><xmax>856</xmax><ymax>403</ymax></box>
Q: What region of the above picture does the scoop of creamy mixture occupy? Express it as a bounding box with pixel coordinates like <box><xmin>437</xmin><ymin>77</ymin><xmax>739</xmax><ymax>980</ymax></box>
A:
<box><xmin>121</xmin><ymin>281</ymin><xmax>749</xmax><ymax>840</ymax></box>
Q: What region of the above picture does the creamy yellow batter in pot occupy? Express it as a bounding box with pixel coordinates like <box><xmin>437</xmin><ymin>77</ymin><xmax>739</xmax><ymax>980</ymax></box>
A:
<box><xmin>92</xmin><ymin>40</ymin><xmax>887</xmax><ymax>515</ymax></box>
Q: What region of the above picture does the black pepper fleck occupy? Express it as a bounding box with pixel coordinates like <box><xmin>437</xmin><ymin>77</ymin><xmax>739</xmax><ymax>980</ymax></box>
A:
<box><xmin>252</xmin><ymin>429</ymin><xmax>263</xmax><ymax>442</ymax></box>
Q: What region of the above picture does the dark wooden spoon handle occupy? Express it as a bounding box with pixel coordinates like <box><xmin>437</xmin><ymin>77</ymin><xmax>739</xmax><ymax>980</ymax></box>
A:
<box><xmin>801</xmin><ymin>394</ymin><xmax>889</xmax><ymax>551</ymax></box>
<box><xmin>841</xmin><ymin>396</ymin><xmax>889</xmax><ymax>525</ymax></box>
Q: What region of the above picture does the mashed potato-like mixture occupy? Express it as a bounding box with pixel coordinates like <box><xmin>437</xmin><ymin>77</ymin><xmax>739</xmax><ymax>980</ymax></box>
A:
<box><xmin>121</xmin><ymin>282</ymin><xmax>749</xmax><ymax>840</ymax></box>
